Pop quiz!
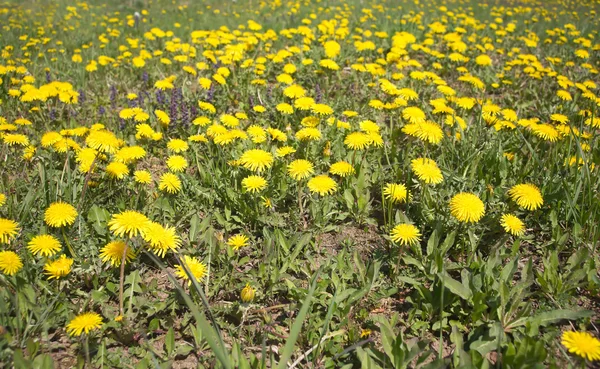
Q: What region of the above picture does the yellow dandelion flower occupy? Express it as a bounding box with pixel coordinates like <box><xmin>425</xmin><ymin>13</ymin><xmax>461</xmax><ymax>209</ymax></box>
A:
<box><xmin>44</xmin><ymin>255</ymin><xmax>73</xmax><ymax>279</ymax></box>
<box><xmin>0</xmin><ymin>250</ymin><xmax>22</xmax><ymax>276</ymax></box>
<box><xmin>411</xmin><ymin>158</ymin><xmax>443</xmax><ymax>184</ymax></box>
<box><xmin>85</xmin><ymin>130</ymin><xmax>120</xmax><ymax>154</ymax></box>
<box><xmin>402</xmin><ymin>106</ymin><xmax>426</xmax><ymax>124</ymax></box>
<box><xmin>557</xmin><ymin>90</ymin><xmax>572</xmax><ymax>101</ymax></box>
<box><xmin>114</xmin><ymin>146</ymin><xmax>146</xmax><ymax>164</ymax></box>
<box><xmin>44</xmin><ymin>202</ymin><xmax>78</xmax><ymax>228</ymax></box>
<box><xmin>99</xmin><ymin>240</ymin><xmax>135</xmax><ymax>266</ymax></box>
<box><xmin>3</xmin><ymin>133</ymin><xmax>29</xmax><ymax>146</ymax></box>
<box><xmin>239</xmin><ymin>149</ymin><xmax>274</xmax><ymax>173</ymax></box>
<box><xmin>288</xmin><ymin>160</ymin><xmax>314</xmax><ymax>181</ymax></box>
<box><xmin>41</xmin><ymin>131</ymin><xmax>63</xmax><ymax>147</ymax></box>
<box><xmin>175</xmin><ymin>255</ymin><xmax>207</xmax><ymax>285</ymax></box>
<box><xmin>307</xmin><ymin>175</ymin><xmax>337</xmax><ymax>196</ymax></box>
<box><xmin>390</xmin><ymin>223</ymin><xmax>421</xmax><ymax>246</ymax></box>
<box><xmin>561</xmin><ymin>331</ymin><xmax>600</xmax><ymax>361</ymax></box>
<box><xmin>383</xmin><ymin>183</ymin><xmax>408</xmax><ymax>203</ymax></box>
<box><xmin>294</xmin><ymin>97</ymin><xmax>315</xmax><ymax>110</ymax></box>
<box><xmin>193</xmin><ymin>116</ymin><xmax>212</xmax><ymax>126</ymax></box>
<box><xmin>283</xmin><ymin>84</ymin><xmax>306</xmax><ymax>99</ymax></box>
<box><xmin>143</xmin><ymin>222</ymin><xmax>181</xmax><ymax>258</ymax></box>
<box><xmin>166</xmin><ymin>155</ymin><xmax>188</xmax><ymax>172</ymax></box>
<box><xmin>158</xmin><ymin>173</ymin><xmax>182</xmax><ymax>194</ymax></box>
<box><xmin>28</xmin><ymin>234</ymin><xmax>62</xmax><ymax>257</ymax></box>
<box><xmin>66</xmin><ymin>312</ymin><xmax>102</xmax><ymax>336</ymax></box>
<box><xmin>134</xmin><ymin>170</ymin><xmax>152</xmax><ymax>185</ymax></box>
<box><xmin>449</xmin><ymin>192</ymin><xmax>485</xmax><ymax>223</ymax></box>
<box><xmin>344</xmin><ymin>132</ymin><xmax>371</xmax><ymax>150</ymax></box>
<box><xmin>531</xmin><ymin>123</ymin><xmax>560</xmax><ymax>142</ymax></box>
<box><xmin>0</xmin><ymin>218</ymin><xmax>20</xmax><ymax>244</ymax></box>
<box><xmin>242</xmin><ymin>175</ymin><xmax>268</xmax><ymax>193</ymax></box>
<box><xmin>167</xmin><ymin>139</ymin><xmax>189</xmax><ymax>153</ymax></box>
<box><xmin>220</xmin><ymin>114</ymin><xmax>240</xmax><ymax>128</ymax></box>
<box><xmin>500</xmin><ymin>214</ymin><xmax>525</xmax><ymax>236</ymax></box>
<box><xmin>403</xmin><ymin>122</ymin><xmax>444</xmax><ymax>145</ymax></box>
<box><xmin>108</xmin><ymin>210</ymin><xmax>151</xmax><ymax>238</ymax></box>
<box><xmin>296</xmin><ymin>127</ymin><xmax>322</xmax><ymax>141</ymax></box>
<box><xmin>155</xmin><ymin>110</ymin><xmax>171</xmax><ymax>126</ymax></box>
<box><xmin>227</xmin><ymin>234</ymin><xmax>249</xmax><ymax>251</ymax></box>
<box><xmin>320</xmin><ymin>59</ymin><xmax>340</xmax><ymax>71</ymax></box>
<box><xmin>329</xmin><ymin>161</ymin><xmax>355</xmax><ymax>177</ymax></box>
<box><xmin>106</xmin><ymin>161</ymin><xmax>129</xmax><ymax>180</ymax></box>
<box><xmin>240</xmin><ymin>283</ymin><xmax>256</xmax><ymax>303</ymax></box>
<box><xmin>475</xmin><ymin>54</ymin><xmax>492</xmax><ymax>66</ymax></box>
<box><xmin>508</xmin><ymin>183</ymin><xmax>543</xmax><ymax>211</ymax></box>
<box><xmin>276</xmin><ymin>103</ymin><xmax>294</xmax><ymax>115</ymax></box>
<box><xmin>311</xmin><ymin>104</ymin><xmax>333</xmax><ymax>116</ymax></box>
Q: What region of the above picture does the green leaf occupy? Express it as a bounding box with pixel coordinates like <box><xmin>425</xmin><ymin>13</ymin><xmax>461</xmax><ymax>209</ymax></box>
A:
<box><xmin>356</xmin><ymin>347</ymin><xmax>382</xmax><ymax>369</ymax></box>
<box><xmin>32</xmin><ymin>354</ymin><xmax>54</xmax><ymax>369</ymax></box>
<box><xmin>176</xmin><ymin>344</ymin><xmax>193</xmax><ymax>357</ymax></box>
<box><xmin>427</xmin><ymin>229</ymin><xmax>440</xmax><ymax>256</ymax></box>
<box><xmin>26</xmin><ymin>338</ymin><xmax>40</xmax><ymax>358</ymax></box>
<box><xmin>438</xmin><ymin>272</ymin><xmax>472</xmax><ymax>300</ymax></box>
<box><xmin>377</xmin><ymin>318</ymin><xmax>396</xmax><ymax>364</ymax></box>
<box><xmin>275</xmin><ymin>267</ymin><xmax>322</xmax><ymax>369</ymax></box>
<box><xmin>469</xmin><ymin>336</ymin><xmax>497</xmax><ymax>356</ymax></box>
<box><xmin>13</xmin><ymin>349</ymin><xmax>33</xmax><ymax>369</ymax></box>
<box><xmin>87</xmin><ymin>205</ymin><xmax>109</xmax><ymax>235</ymax></box>
<box><xmin>344</xmin><ymin>189</ymin><xmax>355</xmax><ymax>210</ymax></box>
<box><xmin>527</xmin><ymin>309</ymin><xmax>593</xmax><ymax>335</ymax></box>
<box><xmin>165</xmin><ymin>327</ymin><xmax>175</xmax><ymax>356</ymax></box>
<box><xmin>189</xmin><ymin>214</ymin><xmax>200</xmax><ymax>242</ymax></box>
<box><xmin>439</xmin><ymin>231</ymin><xmax>456</xmax><ymax>256</ymax></box>
<box><xmin>135</xmin><ymin>358</ymin><xmax>150</xmax><ymax>369</ymax></box>
<box><xmin>145</xmin><ymin>252</ymin><xmax>232</xmax><ymax>369</ymax></box>
<box><xmin>500</xmin><ymin>258</ymin><xmax>517</xmax><ymax>283</ymax></box>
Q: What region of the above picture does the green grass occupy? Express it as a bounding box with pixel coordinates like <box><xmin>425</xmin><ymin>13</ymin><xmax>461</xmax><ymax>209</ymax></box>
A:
<box><xmin>0</xmin><ymin>0</ymin><xmax>599</xmax><ymax>368</ymax></box>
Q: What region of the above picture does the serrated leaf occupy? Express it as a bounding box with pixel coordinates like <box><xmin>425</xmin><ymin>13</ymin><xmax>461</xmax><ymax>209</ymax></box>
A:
<box><xmin>527</xmin><ymin>309</ymin><xmax>593</xmax><ymax>335</ymax></box>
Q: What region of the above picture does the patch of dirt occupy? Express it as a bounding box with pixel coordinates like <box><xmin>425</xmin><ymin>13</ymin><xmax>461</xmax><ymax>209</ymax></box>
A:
<box><xmin>143</xmin><ymin>267</ymin><xmax>174</xmax><ymax>301</ymax></box>
<box><xmin>45</xmin><ymin>332</ymin><xmax>78</xmax><ymax>369</ymax></box>
<box><xmin>138</xmin><ymin>156</ymin><xmax>167</xmax><ymax>190</ymax></box>
<box><xmin>316</xmin><ymin>224</ymin><xmax>386</xmax><ymax>259</ymax></box>
<box><xmin>429</xmin><ymin>337</ymin><xmax>454</xmax><ymax>363</ymax></box>
<box><xmin>172</xmin><ymin>355</ymin><xmax>199</xmax><ymax>369</ymax></box>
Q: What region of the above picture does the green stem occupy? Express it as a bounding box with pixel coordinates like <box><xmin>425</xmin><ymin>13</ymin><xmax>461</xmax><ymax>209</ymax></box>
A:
<box><xmin>439</xmin><ymin>267</ymin><xmax>444</xmax><ymax>361</ymax></box>
<box><xmin>298</xmin><ymin>185</ymin><xmax>305</xmax><ymax>228</ymax></box>
<box><xmin>84</xmin><ymin>334</ymin><xmax>90</xmax><ymax>365</ymax></box>
<box><xmin>118</xmin><ymin>243</ymin><xmax>128</xmax><ymax>317</ymax></box>
<box><xmin>62</xmin><ymin>227</ymin><xmax>77</xmax><ymax>258</ymax></box>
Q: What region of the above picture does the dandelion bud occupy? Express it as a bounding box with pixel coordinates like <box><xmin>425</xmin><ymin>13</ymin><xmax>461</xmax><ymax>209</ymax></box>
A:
<box><xmin>323</xmin><ymin>141</ymin><xmax>331</xmax><ymax>157</ymax></box>
<box><xmin>240</xmin><ymin>283</ymin><xmax>255</xmax><ymax>303</ymax></box>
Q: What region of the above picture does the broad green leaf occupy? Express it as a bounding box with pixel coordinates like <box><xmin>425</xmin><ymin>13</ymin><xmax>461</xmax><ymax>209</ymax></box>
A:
<box><xmin>356</xmin><ymin>347</ymin><xmax>382</xmax><ymax>369</ymax></box>
<box><xmin>189</xmin><ymin>213</ymin><xmax>200</xmax><ymax>242</ymax></box>
<box><xmin>165</xmin><ymin>327</ymin><xmax>175</xmax><ymax>356</ymax></box>
<box><xmin>32</xmin><ymin>354</ymin><xmax>54</xmax><ymax>369</ymax></box>
<box><xmin>438</xmin><ymin>272</ymin><xmax>472</xmax><ymax>300</ymax></box>
<box><xmin>427</xmin><ymin>229</ymin><xmax>440</xmax><ymax>256</ymax></box>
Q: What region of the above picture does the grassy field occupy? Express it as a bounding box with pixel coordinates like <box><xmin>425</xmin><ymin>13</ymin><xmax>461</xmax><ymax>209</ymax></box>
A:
<box><xmin>0</xmin><ymin>0</ymin><xmax>599</xmax><ymax>367</ymax></box>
